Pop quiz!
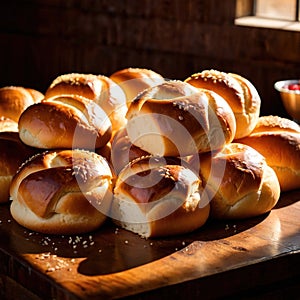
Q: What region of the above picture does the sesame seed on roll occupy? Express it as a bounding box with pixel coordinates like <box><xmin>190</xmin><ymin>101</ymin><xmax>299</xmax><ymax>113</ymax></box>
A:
<box><xmin>45</xmin><ymin>73</ymin><xmax>127</xmax><ymax>134</ymax></box>
<box><xmin>111</xmin><ymin>155</ymin><xmax>210</xmax><ymax>238</ymax></box>
<box><xmin>236</xmin><ymin>115</ymin><xmax>300</xmax><ymax>192</ymax></box>
<box><xmin>185</xmin><ymin>69</ymin><xmax>261</xmax><ymax>139</ymax></box>
<box><xmin>18</xmin><ymin>94</ymin><xmax>112</xmax><ymax>150</ymax></box>
<box><xmin>9</xmin><ymin>149</ymin><xmax>114</xmax><ymax>235</ymax></box>
<box><xmin>125</xmin><ymin>80</ymin><xmax>236</xmax><ymax>157</ymax></box>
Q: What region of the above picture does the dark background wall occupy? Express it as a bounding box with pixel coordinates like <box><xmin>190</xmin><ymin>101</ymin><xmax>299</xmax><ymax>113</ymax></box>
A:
<box><xmin>1</xmin><ymin>0</ymin><xmax>300</xmax><ymax>117</ymax></box>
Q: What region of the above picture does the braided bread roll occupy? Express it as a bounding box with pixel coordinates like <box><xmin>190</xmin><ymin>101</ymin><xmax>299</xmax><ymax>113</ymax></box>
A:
<box><xmin>10</xmin><ymin>149</ymin><xmax>114</xmax><ymax>234</ymax></box>
<box><xmin>126</xmin><ymin>80</ymin><xmax>236</xmax><ymax>157</ymax></box>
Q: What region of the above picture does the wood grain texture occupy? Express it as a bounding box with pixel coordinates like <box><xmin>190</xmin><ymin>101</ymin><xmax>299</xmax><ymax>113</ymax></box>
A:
<box><xmin>0</xmin><ymin>0</ymin><xmax>299</xmax><ymax>119</ymax></box>
<box><xmin>0</xmin><ymin>190</ymin><xmax>299</xmax><ymax>299</ymax></box>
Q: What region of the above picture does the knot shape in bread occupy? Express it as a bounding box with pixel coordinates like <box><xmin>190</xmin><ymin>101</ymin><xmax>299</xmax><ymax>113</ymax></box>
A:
<box><xmin>195</xmin><ymin>143</ymin><xmax>280</xmax><ymax>219</ymax></box>
<box><xmin>112</xmin><ymin>155</ymin><xmax>210</xmax><ymax>238</ymax></box>
<box><xmin>125</xmin><ymin>80</ymin><xmax>236</xmax><ymax>157</ymax></box>
<box><xmin>9</xmin><ymin>149</ymin><xmax>114</xmax><ymax>234</ymax></box>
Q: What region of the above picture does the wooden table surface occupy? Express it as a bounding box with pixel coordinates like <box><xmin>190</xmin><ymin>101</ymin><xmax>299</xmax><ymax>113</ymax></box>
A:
<box><xmin>0</xmin><ymin>190</ymin><xmax>299</xmax><ymax>299</ymax></box>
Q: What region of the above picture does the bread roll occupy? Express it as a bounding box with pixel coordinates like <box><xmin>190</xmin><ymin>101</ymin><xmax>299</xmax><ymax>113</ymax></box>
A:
<box><xmin>45</xmin><ymin>73</ymin><xmax>127</xmax><ymax>133</ymax></box>
<box><xmin>236</xmin><ymin>115</ymin><xmax>300</xmax><ymax>191</ymax></box>
<box><xmin>0</xmin><ymin>86</ymin><xmax>43</xmax><ymax>122</ymax></box>
<box><xmin>0</xmin><ymin>132</ymin><xmax>37</xmax><ymax>203</ymax></box>
<box><xmin>10</xmin><ymin>149</ymin><xmax>114</xmax><ymax>234</ymax></box>
<box><xmin>185</xmin><ymin>70</ymin><xmax>261</xmax><ymax>139</ymax></box>
<box><xmin>25</xmin><ymin>88</ymin><xmax>44</xmax><ymax>103</ymax></box>
<box><xmin>125</xmin><ymin>80</ymin><xmax>236</xmax><ymax>157</ymax></box>
<box><xmin>111</xmin><ymin>156</ymin><xmax>210</xmax><ymax>238</ymax></box>
<box><xmin>192</xmin><ymin>143</ymin><xmax>280</xmax><ymax>219</ymax></box>
<box><xmin>18</xmin><ymin>94</ymin><xmax>112</xmax><ymax>149</ymax></box>
<box><xmin>110</xmin><ymin>67</ymin><xmax>165</xmax><ymax>105</ymax></box>
<box><xmin>0</xmin><ymin>116</ymin><xmax>18</xmax><ymax>132</ymax></box>
<box><xmin>110</xmin><ymin>127</ymin><xmax>149</xmax><ymax>174</ymax></box>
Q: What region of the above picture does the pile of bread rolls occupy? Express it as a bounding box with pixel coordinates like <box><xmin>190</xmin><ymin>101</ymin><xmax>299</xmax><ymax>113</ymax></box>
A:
<box><xmin>1</xmin><ymin>68</ymin><xmax>299</xmax><ymax>238</ymax></box>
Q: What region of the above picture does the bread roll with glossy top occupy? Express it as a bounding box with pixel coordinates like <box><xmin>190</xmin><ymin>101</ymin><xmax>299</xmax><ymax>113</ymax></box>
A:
<box><xmin>236</xmin><ymin>115</ymin><xmax>300</xmax><ymax>191</ymax></box>
<box><xmin>0</xmin><ymin>132</ymin><xmax>38</xmax><ymax>203</ymax></box>
<box><xmin>111</xmin><ymin>156</ymin><xmax>210</xmax><ymax>238</ymax></box>
<box><xmin>110</xmin><ymin>67</ymin><xmax>165</xmax><ymax>105</ymax></box>
<box><xmin>194</xmin><ymin>143</ymin><xmax>280</xmax><ymax>219</ymax></box>
<box><xmin>10</xmin><ymin>149</ymin><xmax>114</xmax><ymax>234</ymax></box>
<box><xmin>126</xmin><ymin>80</ymin><xmax>236</xmax><ymax>157</ymax></box>
<box><xmin>185</xmin><ymin>70</ymin><xmax>261</xmax><ymax>139</ymax></box>
<box><xmin>18</xmin><ymin>94</ymin><xmax>112</xmax><ymax>149</ymax></box>
<box><xmin>0</xmin><ymin>86</ymin><xmax>43</xmax><ymax>122</ymax></box>
<box><xmin>45</xmin><ymin>73</ymin><xmax>127</xmax><ymax>133</ymax></box>
<box><xmin>111</xmin><ymin>127</ymin><xmax>150</xmax><ymax>174</ymax></box>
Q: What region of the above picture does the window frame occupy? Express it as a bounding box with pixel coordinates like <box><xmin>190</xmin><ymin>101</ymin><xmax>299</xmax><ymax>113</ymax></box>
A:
<box><xmin>254</xmin><ymin>0</ymin><xmax>300</xmax><ymax>22</ymax></box>
<box><xmin>235</xmin><ymin>0</ymin><xmax>300</xmax><ymax>31</ymax></box>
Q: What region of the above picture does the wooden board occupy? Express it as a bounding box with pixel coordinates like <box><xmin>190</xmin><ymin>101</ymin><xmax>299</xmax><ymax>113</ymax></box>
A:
<box><xmin>0</xmin><ymin>190</ymin><xmax>300</xmax><ymax>299</ymax></box>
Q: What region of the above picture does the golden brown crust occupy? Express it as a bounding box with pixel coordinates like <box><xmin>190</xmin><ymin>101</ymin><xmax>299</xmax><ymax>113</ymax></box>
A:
<box><xmin>0</xmin><ymin>86</ymin><xmax>40</xmax><ymax>122</ymax></box>
<box><xmin>194</xmin><ymin>143</ymin><xmax>280</xmax><ymax>219</ymax></box>
<box><xmin>185</xmin><ymin>70</ymin><xmax>244</xmax><ymax>111</ymax></box>
<box><xmin>112</xmin><ymin>155</ymin><xmax>210</xmax><ymax>238</ymax></box>
<box><xmin>249</xmin><ymin>115</ymin><xmax>300</xmax><ymax>134</ymax></box>
<box><xmin>18</xmin><ymin>94</ymin><xmax>112</xmax><ymax>149</ymax></box>
<box><xmin>236</xmin><ymin>116</ymin><xmax>300</xmax><ymax>191</ymax></box>
<box><xmin>185</xmin><ymin>70</ymin><xmax>261</xmax><ymax>139</ymax></box>
<box><xmin>25</xmin><ymin>88</ymin><xmax>44</xmax><ymax>103</ymax></box>
<box><xmin>126</xmin><ymin>80</ymin><xmax>236</xmax><ymax>157</ymax></box>
<box><xmin>110</xmin><ymin>67</ymin><xmax>165</xmax><ymax>105</ymax></box>
<box><xmin>9</xmin><ymin>149</ymin><xmax>114</xmax><ymax>234</ymax></box>
<box><xmin>45</xmin><ymin>73</ymin><xmax>102</xmax><ymax>100</ymax></box>
<box><xmin>45</xmin><ymin>73</ymin><xmax>127</xmax><ymax>133</ymax></box>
